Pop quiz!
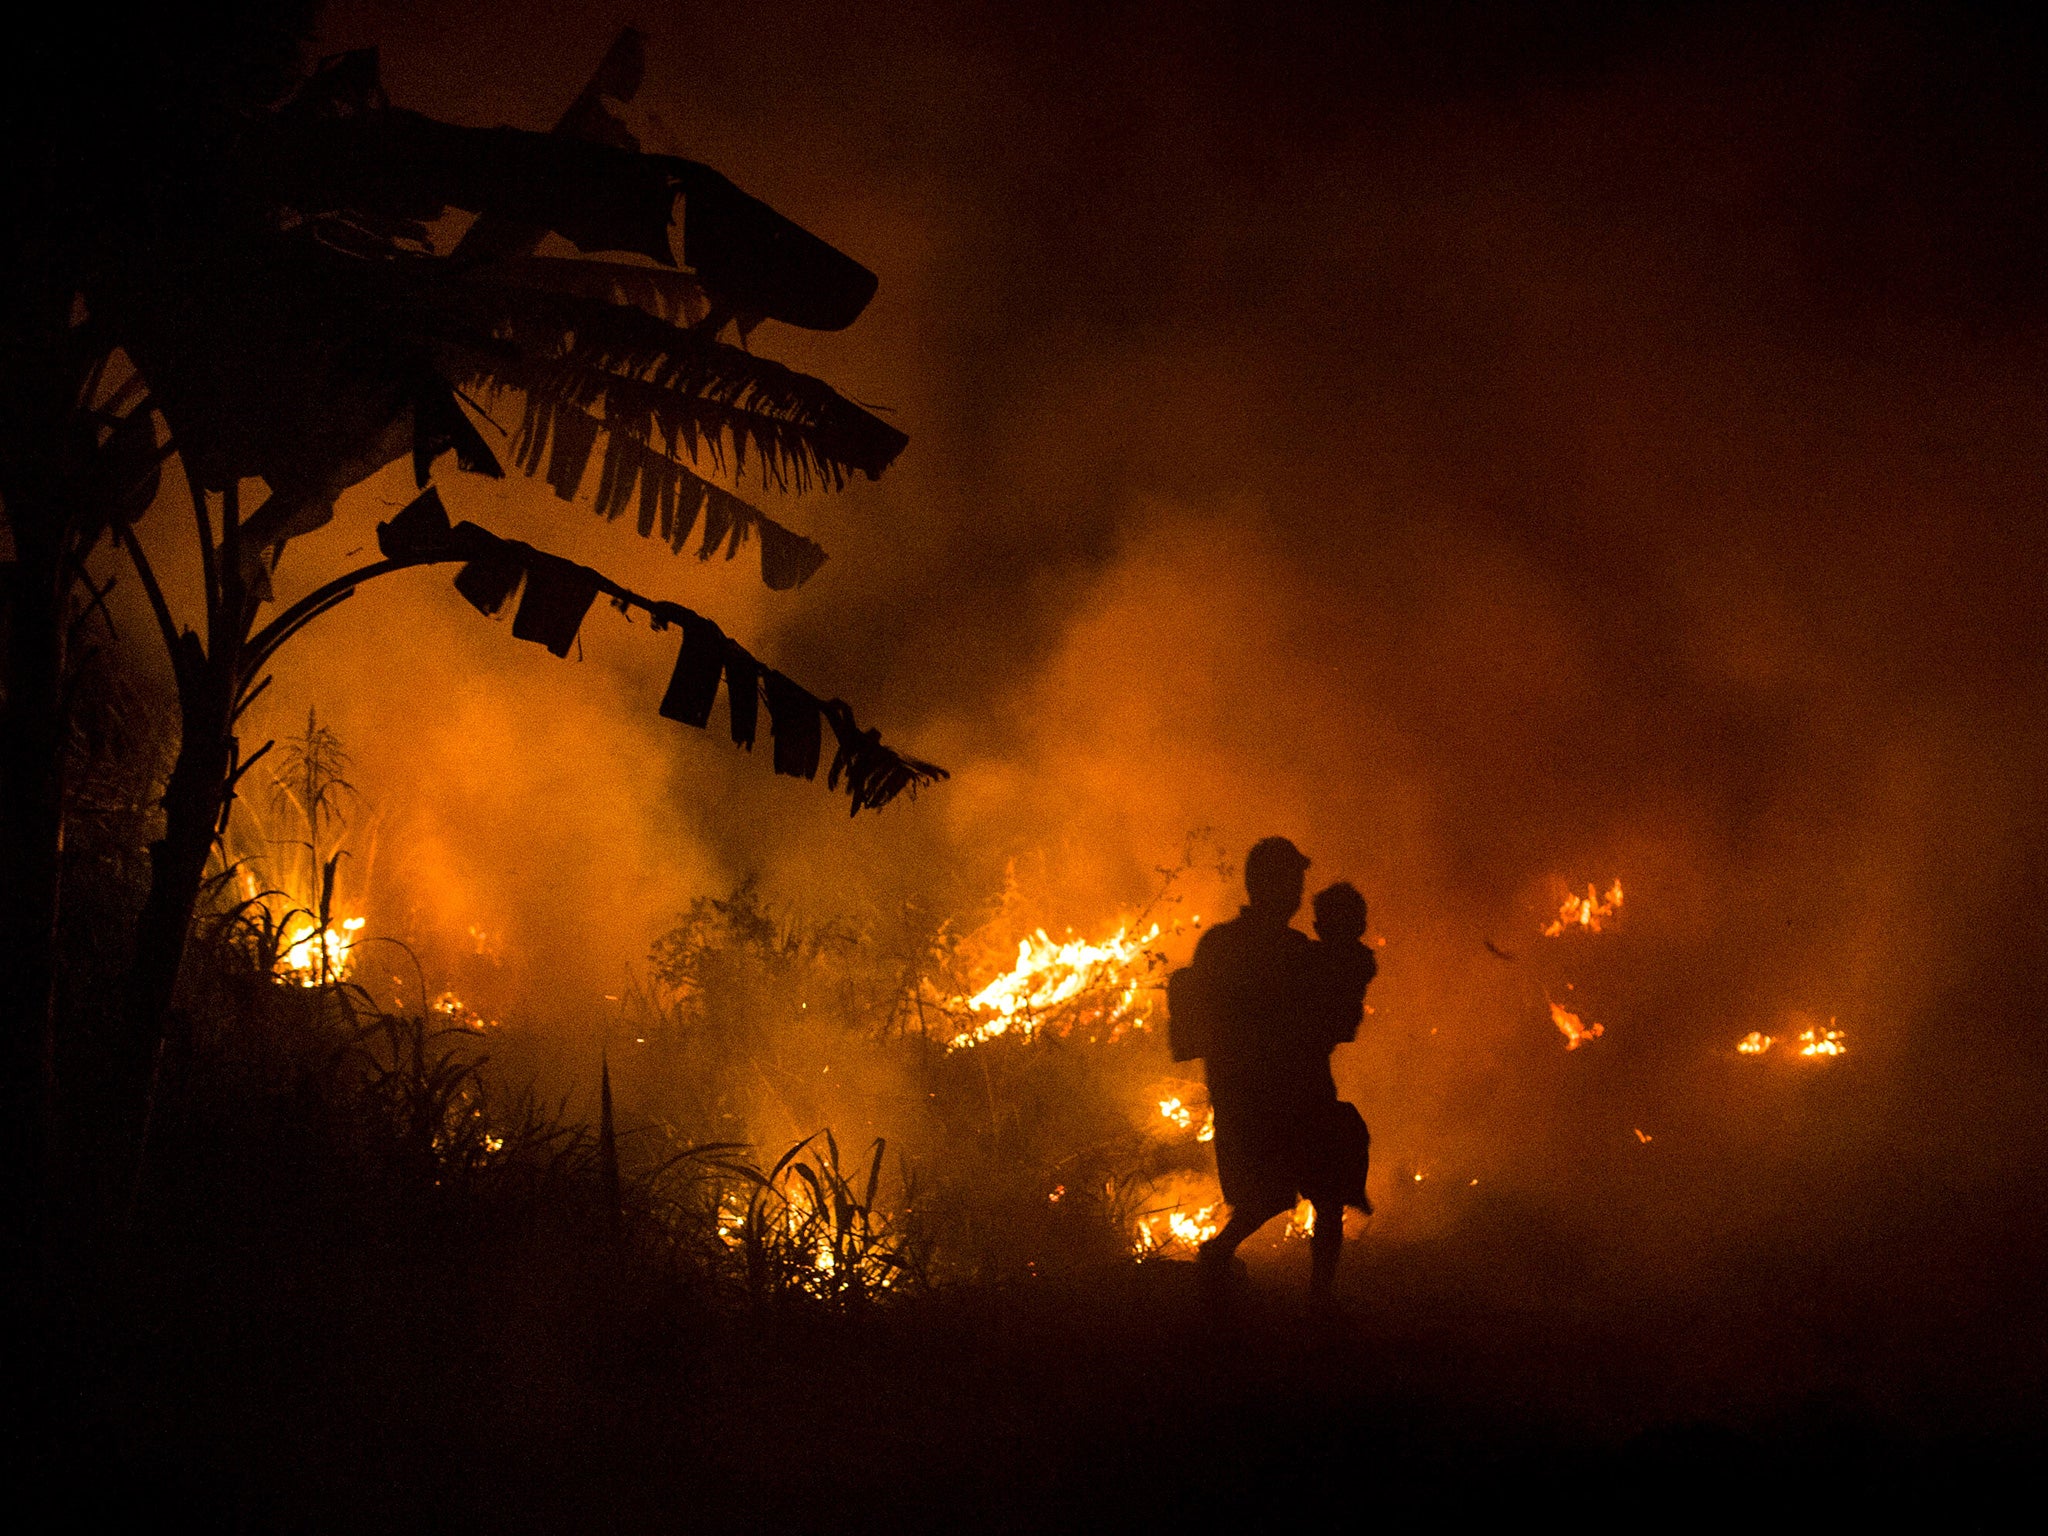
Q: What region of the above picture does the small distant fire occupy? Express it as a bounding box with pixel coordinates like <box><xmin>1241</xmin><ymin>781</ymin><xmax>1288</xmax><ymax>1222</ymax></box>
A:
<box><xmin>1799</xmin><ymin>1021</ymin><xmax>1846</xmax><ymax>1058</ymax></box>
<box><xmin>1736</xmin><ymin>1021</ymin><xmax>1845</xmax><ymax>1059</ymax></box>
<box><xmin>231</xmin><ymin>863</ymin><xmax>365</xmax><ymax>989</ymax></box>
<box><xmin>278</xmin><ymin>916</ymin><xmax>365</xmax><ymax>987</ymax></box>
<box><xmin>1157</xmin><ymin>1094</ymin><xmax>1215</xmax><ymax>1143</ymax></box>
<box><xmin>1549</xmin><ymin>997</ymin><xmax>1605</xmax><ymax>1050</ymax></box>
<box><xmin>1284</xmin><ymin>1198</ymin><xmax>1316</xmax><ymax>1239</ymax></box>
<box><xmin>432</xmin><ymin>992</ymin><xmax>500</xmax><ymax>1031</ymax></box>
<box><xmin>1135</xmin><ymin>1202</ymin><xmax>1221</xmax><ymax>1254</ymax></box>
<box><xmin>1544</xmin><ymin>879</ymin><xmax>1624</xmax><ymax>937</ymax></box>
<box><xmin>944</xmin><ymin>922</ymin><xmax>1162</xmax><ymax>1050</ymax></box>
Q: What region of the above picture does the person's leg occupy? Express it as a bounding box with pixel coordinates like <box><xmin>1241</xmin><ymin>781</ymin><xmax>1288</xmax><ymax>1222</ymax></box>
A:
<box><xmin>1308</xmin><ymin>1201</ymin><xmax>1343</xmax><ymax>1297</ymax></box>
<box><xmin>1199</xmin><ymin>1199</ymin><xmax>1287</xmax><ymax>1268</ymax></box>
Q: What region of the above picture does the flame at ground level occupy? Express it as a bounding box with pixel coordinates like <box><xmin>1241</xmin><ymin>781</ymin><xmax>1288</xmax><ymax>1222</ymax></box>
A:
<box><xmin>1544</xmin><ymin>879</ymin><xmax>1624</xmax><ymax>937</ymax></box>
<box><xmin>1158</xmin><ymin>1094</ymin><xmax>1215</xmax><ymax>1143</ymax></box>
<box><xmin>279</xmin><ymin>916</ymin><xmax>365</xmax><ymax>987</ymax></box>
<box><xmin>1738</xmin><ymin>1022</ymin><xmax>1846</xmax><ymax>1058</ymax></box>
<box><xmin>1550</xmin><ymin>998</ymin><xmax>1605</xmax><ymax>1050</ymax></box>
<box><xmin>1136</xmin><ymin>1202</ymin><xmax>1221</xmax><ymax>1254</ymax></box>
<box><xmin>1800</xmin><ymin>1021</ymin><xmax>1846</xmax><ymax>1057</ymax></box>
<box><xmin>945</xmin><ymin>922</ymin><xmax>1162</xmax><ymax>1049</ymax></box>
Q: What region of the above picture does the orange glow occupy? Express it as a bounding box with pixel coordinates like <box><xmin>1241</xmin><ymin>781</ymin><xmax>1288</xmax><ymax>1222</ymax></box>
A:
<box><xmin>944</xmin><ymin>922</ymin><xmax>1161</xmax><ymax>1050</ymax></box>
<box><xmin>1157</xmin><ymin>1093</ymin><xmax>1215</xmax><ymax>1143</ymax></box>
<box><xmin>1633</xmin><ymin>1127</ymin><xmax>1652</xmax><ymax>1143</ymax></box>
<box><xmin>1543</xmin><ymin>879</ymin><xmax>1625</xmax><ymax>937</ymax></box>
<box><xmin>1549</xmin><ymin>998</ymin><xmax>1606</xmax><ymax>1049</ymax></box>
<box><xmin>1799</xmin><ymin>1020</ymin><xmax>1846</xmax><ymax>1058</ymax></box>
<box><xmin>278</xmin><ymin>916</ymin><xmax>365</xmax><ymax>987</ymax></box>
<box><xmin>432</xmin><ymin>992</ymin><xmax>500</xmax><ymax>1031</ymax></box>
<box><xmin>1737</xmin><ymin>1030</ymin><xmax>1773</xmax><ymax>1055</ymax></box>
<box><xmin>1135</xmin><ymin>1202</ymin><xmax>1221</xmax><ymax>1254</ymax></box>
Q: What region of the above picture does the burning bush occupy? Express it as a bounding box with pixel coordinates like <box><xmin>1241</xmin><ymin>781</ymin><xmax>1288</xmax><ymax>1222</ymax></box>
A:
<box><xmin>610</xmin><ymin>862</ymin><xmax>1224</xmax><ymax>1282</ymax></box>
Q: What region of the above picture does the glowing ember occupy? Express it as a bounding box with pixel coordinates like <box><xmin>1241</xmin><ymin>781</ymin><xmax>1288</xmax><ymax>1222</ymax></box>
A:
<box><xmin>1543</xmin><ymin>879</ymin><xmax>1625</xmax><ymax>937</ymax></box>
<box><xmin>946</xmin><ymin>922</ymin><xmax>1160</xmax><ymax>1050</ymax></box>
<box><xmin>431</xmin><ymin>992</ymin><xmax>500</xmax><ymax>1030</ymax></box>
<box><xmin>1737</xmin><ymin>1030</ymin><xmax>1773</xmax><ymax>1055</ymax></box>
<box><xmin>1799</xmin><ymin>1020</ymin><xmax>1846</xmax><ymax>1058</ymax></box>
<box><xmin>1549</xmin><ymin>998</ymin><xmax>1605</xmax><ymax>1050</ymax></box>
<box><xmin>1633</xmin><ymin>1127</ymin><xmax>1653</xmax><ymax>1143</ymax></box>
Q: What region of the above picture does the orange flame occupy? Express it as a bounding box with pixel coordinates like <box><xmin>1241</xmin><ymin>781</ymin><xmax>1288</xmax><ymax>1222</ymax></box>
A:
<box><xmin>1543</xmin><ymin>879</ymin><xmax>1625</xmax><ymax>937</ymax></box>
<box><xmin>1736</xmin><ymin>1030</ymin><xmax>1773</xmax><ymax>1055</ymax></box>
<box><xmin>278</xmin><ymin>916</ymin><xmax>365</xmax><ymax>987</ymax></box>
<box><xmin>1549</xmin><ymin>998</ymin><xmax>1605</xmax><ymax>1049</ymax></box>
<box><xmin>945</xmin><ymin>922</ymin><xmax>1160</xmax><ymax>1050</ymax></box>
<box><xmin>1157</xmin><ymin>1094</ymin><xmax>1215</xmax><ymax>1143</ymax></box>
<box><xmin>1798</xmin><ymin>1020</ymin><xmax>1846</xmax><ymax>1058</ymax></box>
<box><xmin>1284</xmin><ymin>1198</ymin><xmax>1317</xmax><ymax>1239</ymax></box>
<box><xmin>1135</xmin><ymin>1202</ymin><xmax>1221</xmax><ymax>1254</ymax></box>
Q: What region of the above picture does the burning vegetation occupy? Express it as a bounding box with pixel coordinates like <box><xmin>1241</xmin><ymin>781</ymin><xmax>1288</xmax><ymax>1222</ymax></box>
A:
<box><xmin>1543</xmin><ymin>880</ymin><xmax>1624</xmax><ymax>937</ymax></box>
<box><xmin>1548</xmin><ymin>998</ymin><xmax>1606</xmax><ymax>1051</ymax></box>
<box><xmin>940</xmin><ymin>921</ymin><xmax>1168</xmax><ymax>1050</ymax></box>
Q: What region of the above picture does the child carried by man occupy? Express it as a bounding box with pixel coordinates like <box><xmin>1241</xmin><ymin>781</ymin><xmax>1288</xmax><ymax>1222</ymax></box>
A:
<box><xmin>1165</xmin><ymin>839</ymin><xmax>1377</xmax><ymax>1301</ymax></box>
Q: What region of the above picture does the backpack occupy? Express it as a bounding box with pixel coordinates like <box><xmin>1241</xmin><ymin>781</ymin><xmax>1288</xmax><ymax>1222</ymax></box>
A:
<box><xmin>1165</xmin><ymin>964</ymin><xmax>1211</xmax><ymax>1063</ymax></box>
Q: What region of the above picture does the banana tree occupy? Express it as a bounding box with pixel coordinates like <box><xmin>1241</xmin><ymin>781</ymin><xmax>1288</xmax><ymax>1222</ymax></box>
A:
<box><xmin>8</xmin><ymin>27</ymin><xmax>941</xmax><ymax>1158</ymax></box>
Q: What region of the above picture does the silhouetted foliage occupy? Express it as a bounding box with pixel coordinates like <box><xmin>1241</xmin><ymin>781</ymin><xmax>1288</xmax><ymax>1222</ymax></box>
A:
<box><xmin>0</xmin><ymin>22</ymin><xmax>939</xmax><ymax>1223</ymax></box>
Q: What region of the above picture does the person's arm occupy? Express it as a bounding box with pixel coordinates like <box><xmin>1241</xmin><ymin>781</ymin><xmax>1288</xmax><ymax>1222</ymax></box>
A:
<box><xmin>1329</xmin><ymin>951</ymin><xmax>1373</xmax><ymax>1047</ymax></box>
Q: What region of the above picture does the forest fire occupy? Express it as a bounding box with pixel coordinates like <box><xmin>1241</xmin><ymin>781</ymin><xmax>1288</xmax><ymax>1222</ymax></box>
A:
<box><xmin>944</xmin><ymin>922</ymin><xmax>1163</xmax><ymax>1049</ymax></box>
<box><xmin>1549</xmin><ymin>998</ymin><xmax>1606</xmax><ymax>1050</ymax></box>
<box><xmin>1544</xmin><ymin>880</ymin><xmax>1625</xmax><ymax>936</ymax></box>
<box><xmin>9</xmin><ymin>5</ymin><xmax>2043</xmax><ymax>1524</ymax></box>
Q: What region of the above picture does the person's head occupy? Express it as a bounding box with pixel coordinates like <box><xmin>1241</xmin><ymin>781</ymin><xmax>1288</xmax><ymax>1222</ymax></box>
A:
<box><xmin>1312</xmin><ymin>881</ymin><xmax>1367</xmax><ymax>943</ymax></box>
<box><xmin>1244</xmin><ymin>836</ymin><xmax>1310</xmax><ymax>918</ymax></box>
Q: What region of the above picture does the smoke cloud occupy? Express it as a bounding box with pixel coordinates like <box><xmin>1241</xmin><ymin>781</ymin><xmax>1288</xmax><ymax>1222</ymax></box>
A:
<box><xmin>110</xmin><ymin>1</ymin><xmax>2044</xmax><ymax>1391</ymax></box>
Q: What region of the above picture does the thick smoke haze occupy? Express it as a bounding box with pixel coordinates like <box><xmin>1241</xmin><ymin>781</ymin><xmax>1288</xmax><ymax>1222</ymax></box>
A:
<box><xmin>108</xmin><ymin>1</ymin><xmax>2047</xmax><ymax>1373</ymax></box>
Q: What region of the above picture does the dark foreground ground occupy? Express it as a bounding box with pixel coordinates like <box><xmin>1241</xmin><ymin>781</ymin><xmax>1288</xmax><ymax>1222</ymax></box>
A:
<box><xmin>16</xmin><ymin>1200</ymin><xmax>2041</xmax><ymax>1534</ymax></box>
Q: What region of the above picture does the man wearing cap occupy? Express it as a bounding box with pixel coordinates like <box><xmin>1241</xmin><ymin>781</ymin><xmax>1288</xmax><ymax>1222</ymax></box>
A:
<box><xmin>1180</xmin><ymin>836</ymin><xmax>1353</xmax><ymax>1300</ymax></box>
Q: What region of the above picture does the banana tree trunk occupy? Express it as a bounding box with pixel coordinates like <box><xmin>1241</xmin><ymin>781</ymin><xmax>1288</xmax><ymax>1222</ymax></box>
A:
<box><xmin>126</xmin><ymin>654</ymin><xmax>236</xmax><ymax>1062</ymax></box>
<box><xmin>122</xmin><ymin>480</ymin><xmax>254</xmax><ymax>1127</ymax></box>
<box><xmin>0</xmin><ymin>515</ymin><xmax>69</xmax><ymax>1223</ymax></box>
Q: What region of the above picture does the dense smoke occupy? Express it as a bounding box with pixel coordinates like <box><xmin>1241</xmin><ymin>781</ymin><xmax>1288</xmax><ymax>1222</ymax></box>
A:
<box><xmin>106</xmin><ymin>1</ymin><xmax>2048</xmax><ymax>1375</ymax></box>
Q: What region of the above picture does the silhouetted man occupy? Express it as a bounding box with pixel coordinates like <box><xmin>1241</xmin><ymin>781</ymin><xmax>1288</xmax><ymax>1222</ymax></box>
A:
<box><xmin>1174</xmin><ymin>837</ymin><xmax>1371</xmax><ymax>1301</ymax></box>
